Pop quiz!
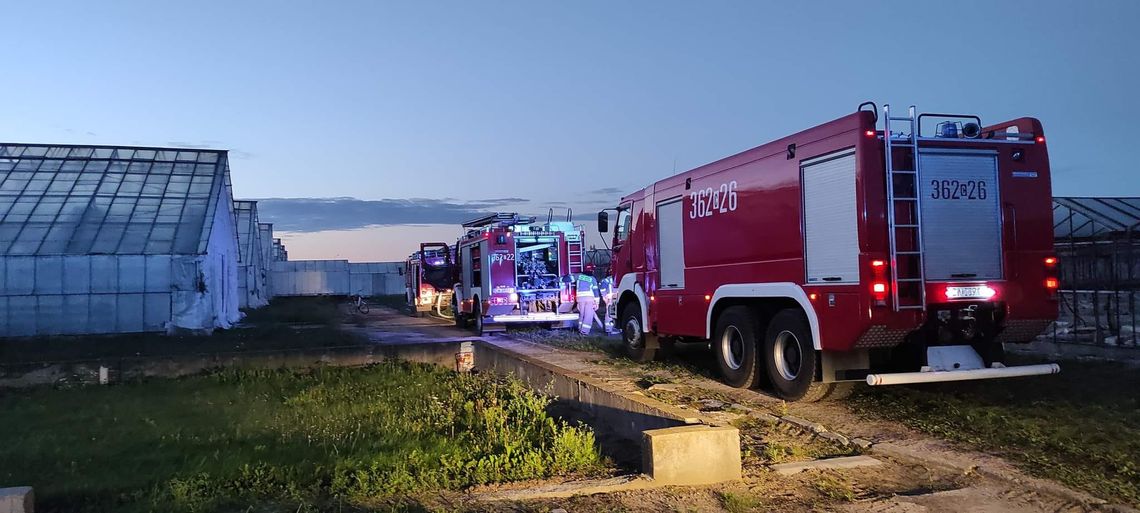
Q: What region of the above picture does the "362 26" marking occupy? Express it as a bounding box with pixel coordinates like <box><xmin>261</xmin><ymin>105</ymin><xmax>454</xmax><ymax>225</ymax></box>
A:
<box><xmin>689</xmin><ymin>181</ymin><xmax>738</xmax><ymax>219</ymax></box>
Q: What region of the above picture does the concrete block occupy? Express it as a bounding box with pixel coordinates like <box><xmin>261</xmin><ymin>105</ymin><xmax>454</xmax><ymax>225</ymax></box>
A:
<box><xmin>0</xmin><ymin>487</ymin><xmax>33</xmax><ymax>513</ymax></box>
<box><xmin>770</xmin><ymin>455</ymin><xmax>882</xmax><ymax>476</ymax></box>
<box><xmin>642</xmin><ymin>425</ymin><xmax>741</xmax><ymax>485</ymax></box>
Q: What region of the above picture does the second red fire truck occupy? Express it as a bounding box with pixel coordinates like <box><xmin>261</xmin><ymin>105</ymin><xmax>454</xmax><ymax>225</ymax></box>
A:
<box><xmin>405</xmin><ymin>242</ymin><xmax>454</xmax><ymax>317</ymax></box>
<box><xmin>599</xmin><ymin>102</ymin><xmax>1060</xmax><ymax>401</ymax></box>
<box><xmin>452</xmin><ymin>213</ymin><xmax>586</xmax><ymax>334</ymax></box>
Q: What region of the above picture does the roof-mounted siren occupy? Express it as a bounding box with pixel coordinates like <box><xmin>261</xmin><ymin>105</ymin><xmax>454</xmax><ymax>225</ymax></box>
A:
<box><xmin>934</xmin><ymin>120</ymin><xmax>982</xmax><ymax>139</ymax></box>
<box><xmin>921</xmin><ymin>112</ymin><xmax>983</xmax><ymax>139</ymax></box>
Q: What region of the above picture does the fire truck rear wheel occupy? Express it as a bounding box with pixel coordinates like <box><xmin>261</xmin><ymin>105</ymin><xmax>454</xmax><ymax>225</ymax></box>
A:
<box><xmin>763</xmin><ymin>308</ymin><xmax>817</xmax><ymax>401</ymax></box>
<box><xmin>620</xmin><ymin>304</ymin><xmax>655</xmax><ymax>363</ymax></box>
<box><xmin>714</xmin><ymin>306</ymin><xmax>763</xmax><ymax>389</ymax></box>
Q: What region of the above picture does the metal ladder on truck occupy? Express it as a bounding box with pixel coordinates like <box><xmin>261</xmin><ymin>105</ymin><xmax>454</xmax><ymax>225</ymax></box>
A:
<box><xmin>567</xmin><ymin>237</ymin><xmax>584</xmax><ymax>274</ymax></box>
<box><xmin>883</xmin><ymin>104</ymin><xmax>927</xmax><ymax>311</ymax></box>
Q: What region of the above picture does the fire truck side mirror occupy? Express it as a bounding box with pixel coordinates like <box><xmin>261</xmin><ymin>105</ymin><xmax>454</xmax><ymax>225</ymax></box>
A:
<box><xmin>597</xmin><ymin>211</ymin><xmax>609</xmax><ymax>233</ymax></box>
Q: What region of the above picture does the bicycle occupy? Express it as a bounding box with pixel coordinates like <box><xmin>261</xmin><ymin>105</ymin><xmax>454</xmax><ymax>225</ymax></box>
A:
<box><xmin>351</xmin><ymin>293</ymin><xmax>369</xmax><ymax>314</ymax></box>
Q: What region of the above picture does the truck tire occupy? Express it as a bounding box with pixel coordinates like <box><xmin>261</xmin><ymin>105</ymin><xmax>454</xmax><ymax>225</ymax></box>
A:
<box><xmin>714</xmin><ymin>306</ymin><xmax>764</xmax><ymax>388</ymax></box>
<box><xmin>472</xmin><ymin>301</ymin><xmax>484</xmax><ymax>336</ymax></box>
<box><xmin>453</xmin><ymin>296</ymin><xmax>468</xmax><ymax>329</ymax></box>
<box><xmin>763</xmin><ymin>308</ymin><xmax>818</xmax><ymax>401</ymax></box>
<box><xmin>620</xmin><ymin>304</ymin><xmax>655</xmax><ymax>362</ymax></box>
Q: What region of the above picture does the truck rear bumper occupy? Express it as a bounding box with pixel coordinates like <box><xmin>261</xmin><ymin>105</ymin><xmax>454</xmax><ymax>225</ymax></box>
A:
<box><xmin>490</xmin><ymin>312</ymin><xmax>579</xmax><ymax>323</ymax></box>
<box><xmin>866</xmin><ymin>362</ymin><xmax>1060</xmax><ymax>386</ymax></box>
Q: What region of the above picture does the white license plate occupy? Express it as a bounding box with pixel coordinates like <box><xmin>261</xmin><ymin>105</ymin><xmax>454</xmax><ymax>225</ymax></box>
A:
<box><xmin>946</xmin><ymin>286</ymin><xmax>984</xmax><ymax>299</ymax></box>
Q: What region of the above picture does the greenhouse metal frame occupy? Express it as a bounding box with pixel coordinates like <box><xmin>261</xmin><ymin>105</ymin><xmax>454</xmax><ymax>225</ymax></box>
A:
<box><xmin>1051</xmin><ymin>197</ymin><xmax>1140</xmax><ymax>348</ymax></box>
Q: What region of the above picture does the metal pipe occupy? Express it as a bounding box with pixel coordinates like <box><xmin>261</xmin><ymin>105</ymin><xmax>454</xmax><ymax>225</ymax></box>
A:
<box><xmin>866</xmin><ymin>363</ymin><xmax>1061</xmax><ymax>386</ymax></box>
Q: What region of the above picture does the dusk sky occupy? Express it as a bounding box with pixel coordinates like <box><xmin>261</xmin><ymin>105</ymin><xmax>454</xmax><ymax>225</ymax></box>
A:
<box><xmin>2</xmin><ymin>1</ymin><xmax>1137</xmax><ymax>261</ymax></box>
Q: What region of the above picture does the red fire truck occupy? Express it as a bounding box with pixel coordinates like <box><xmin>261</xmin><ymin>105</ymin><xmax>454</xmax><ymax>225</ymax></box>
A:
<box><xmin>599</xmin><ymin>103</ymin><xmax>1060</xmax><ymax>401</ymax></box>
<box><xmin>452</xmin><ymin>212</ymin><xmax>585</xmax><ymax>334</ymax></box>
<box><xmin>405</xmin><ymin>242</ymin><xmax>455</xmax><ymax>316</ymax></box>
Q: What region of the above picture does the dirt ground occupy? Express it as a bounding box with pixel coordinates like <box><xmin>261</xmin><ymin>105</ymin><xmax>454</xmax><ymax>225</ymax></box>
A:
<box><xmin>350</xmin><ymin>307</ymin><xmax>1126</xmax><ymax>513</ymax></box>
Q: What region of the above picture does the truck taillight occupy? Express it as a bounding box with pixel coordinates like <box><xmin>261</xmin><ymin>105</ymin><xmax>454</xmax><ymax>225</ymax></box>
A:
<box><xmin>1044</xmin><ymin>256</ymin><xmax>1059</xmax><ymax>298</ymax></box>
<box><xmin>870</xmin><ymin>259</ymin><xmax>888</xmax><ymax>306</ymax></box>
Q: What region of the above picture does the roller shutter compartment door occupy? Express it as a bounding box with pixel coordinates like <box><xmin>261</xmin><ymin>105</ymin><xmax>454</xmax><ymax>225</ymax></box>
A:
<box><xmin>918</xmin><ymin>149</ymin><xmax>1002</xmax><ymax>281</ymax></box>
<box><xmin>656</xmin><ymin>198</ymin><xmax>686</xmax><ymax>289</ymax></box>
<box><xmin>802</xmin><ymin>150</ymin><xmax>859</xmax><ymax>284</ymax></box>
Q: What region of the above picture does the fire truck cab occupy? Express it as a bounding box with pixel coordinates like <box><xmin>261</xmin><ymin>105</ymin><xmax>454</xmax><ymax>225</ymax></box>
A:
<box><xmin>600</xmin><ymin>102</ymin><xmax>1060</xmax><ymax>401</ymax></box>
<box><xmin>405</xmin><ymin>242</ymin><xmax>454</xmax><ymax>317</ymax></box>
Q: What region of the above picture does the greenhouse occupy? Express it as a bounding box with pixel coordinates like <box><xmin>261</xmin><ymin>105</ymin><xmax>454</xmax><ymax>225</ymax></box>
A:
<box><xmin>235</xmin><ymin>200</ymin><xmax>269</xmax><ymax>309</ymax></box>
<box><xmin>0</xmin><ymin>144</ymin><xmax>241</xmax><ymax>336</ymax></box>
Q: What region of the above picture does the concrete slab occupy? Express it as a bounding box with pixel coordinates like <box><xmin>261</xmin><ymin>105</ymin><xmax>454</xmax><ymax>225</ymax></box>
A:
<box><xmin>0</xmin><ymin>487</ymin><xmax>33</xmax><ymax>513</ymax></box>
<box><xmin>641</xmin><ymin>425</ymin><xmax>742</xmax><ymax>485</ymax></box>
<box><xmin>769</xmin><ymin>455</ymin><xmax>882</xmax><ymax>476</ymax></box>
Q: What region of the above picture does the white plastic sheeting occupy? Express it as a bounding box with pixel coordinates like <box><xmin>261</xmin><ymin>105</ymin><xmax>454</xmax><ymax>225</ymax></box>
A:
<box><xmin>170</xmin><ymin>185</ymin><xmax>240</xmax><ymax>332</ymax></box>
<box><xmin>271</xmin><ymin>260</ymin><xmax>404</xmax><ymax>297</ymax></box>
<box><xmin>350</xmin><ymin>262</ymin><xmax>404</xmax><ymax>297</ymax></box>
<box><xmin>2</xmin><ymin>255</ymin><xmax>176</xmax><ymax>335</ymax></box>
<box><xmin>271</xmin><ymin>260</ymin><xmax>350</xmax><ymax>296</ymax></box>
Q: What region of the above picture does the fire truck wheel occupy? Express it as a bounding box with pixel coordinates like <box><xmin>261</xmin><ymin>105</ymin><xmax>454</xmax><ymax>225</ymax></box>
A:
<box><xmin>472</xmin><ymin>302</ymin><xmax>485</xmax><ymax>336</ymax></box>
<box><xmin>453</xmin><ymin>298</ymin><xmax>468</xmax><ymax>328</ymax></box>
<box><xmin>714</xmin><ymin>307</ymin><xmax>763</xmax><ymax>389</ymax></box>
<box><xmin>763</xmin><ymin>308</ymin><xmax>817</xmax><ymax>401</ymax></box>
<box><xmin>620</xmin><ymin>304</ymin><xmax>655</xmax><ymax>363</ymax></box>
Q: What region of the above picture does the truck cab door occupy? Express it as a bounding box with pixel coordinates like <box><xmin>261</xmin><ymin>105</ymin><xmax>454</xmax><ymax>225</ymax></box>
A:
<box><xmin>612</xmin><ymin>203</ymin><xmax>634</xmax><ymax>279</ymax></box>
<box><xmin>418</xmin><ymin>242</ymin><xmax>454</xmax><ymax>291</ymax></box>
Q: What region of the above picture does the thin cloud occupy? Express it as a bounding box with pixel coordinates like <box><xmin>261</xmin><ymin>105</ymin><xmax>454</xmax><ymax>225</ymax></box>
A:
<box><xmin>253</xmin><ymin>197</ymin><xmax>532</xmax><ymax>232</ymax></box>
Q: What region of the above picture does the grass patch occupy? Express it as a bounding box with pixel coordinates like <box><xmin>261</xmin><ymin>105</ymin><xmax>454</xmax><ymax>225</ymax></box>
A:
<box><xmin>0</xmin><ymin>362</ymin><xmax>605</xmax><ymax>512</ymax></box>
<box><xmin>718</xmin><ymin>490</ymin><xmax>763</xmax><ymax>512</ymax></box>
<box><xmin>635</xmin><ymin>374</ymin><xmax>673</xmax><ymax>389</ymax></box>
<box><xmin>849</xmin><ymin>355</ymin><xmax>1140</xmax><ymax>505</ymax></box>
<box><xmin>509</xmin><ymin>328</ymin><xmax>622</xmax><ymax>355</ymax></box>
<box><xmin>813</xmin><ymin>475</ymin><xmax>856</xmax><ymax>502</ymax></box>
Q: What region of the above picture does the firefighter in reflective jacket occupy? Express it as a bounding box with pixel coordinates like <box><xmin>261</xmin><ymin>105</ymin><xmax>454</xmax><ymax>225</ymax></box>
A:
<box><xmin>575</xmin><ymin>272</ymin><xmax>600</xmax><ymax>334</ymax></box>
<box><xmin>597</xmin><ymin>275</ymin><xmax>615</xmax><ymax>332</ymax></box>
